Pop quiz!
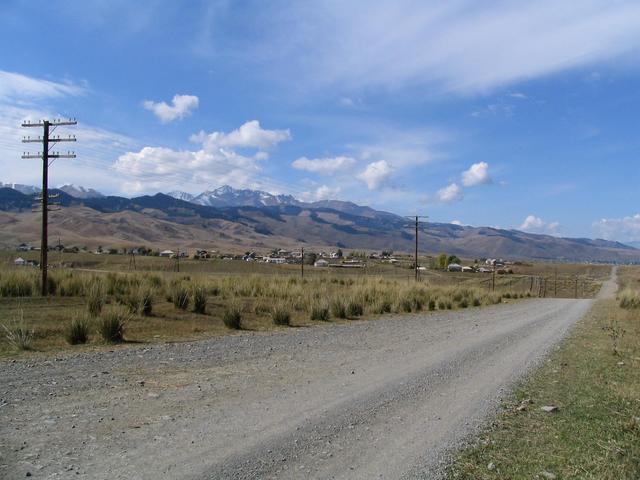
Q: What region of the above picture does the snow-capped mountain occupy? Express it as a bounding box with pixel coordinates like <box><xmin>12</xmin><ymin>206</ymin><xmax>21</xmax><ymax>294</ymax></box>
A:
<box><xmin>190</xmin><ymin>185</ymin><xmax>300</xmax><ymax>208</ymax></box>
<box><xmin>58</xmin><ymin>184</ymin><xmax>104</xmax><ymax>199</ymax></box>
<box><xmin>167</xmin><ymin>191</ymin><xmax>195</xmax><ymax>202</ymax></box>
<box><xmin>0</xmin><ymin>182</ymin><xmax>40</xmax><ymax>195</ymax></box>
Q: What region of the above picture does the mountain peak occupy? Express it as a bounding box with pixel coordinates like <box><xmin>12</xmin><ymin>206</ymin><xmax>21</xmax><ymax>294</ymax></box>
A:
<box><xmin>58</xmin><ymin>184</ymin><xmax>104</xmax><ymax>199</ymax></box>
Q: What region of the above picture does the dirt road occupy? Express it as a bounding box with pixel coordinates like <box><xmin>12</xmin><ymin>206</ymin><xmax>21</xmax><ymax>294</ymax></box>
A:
<box><xmin>1</xmin><ymin>278</ymin><xmax>613</xmax><ymax>479</ymax></box>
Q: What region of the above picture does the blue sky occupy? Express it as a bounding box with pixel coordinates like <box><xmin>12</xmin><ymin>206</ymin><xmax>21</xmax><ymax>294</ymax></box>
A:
<box><xmin>1</xmin><ymin>1</ymin><xmax>640</xmax><ymax>241</ymax></box>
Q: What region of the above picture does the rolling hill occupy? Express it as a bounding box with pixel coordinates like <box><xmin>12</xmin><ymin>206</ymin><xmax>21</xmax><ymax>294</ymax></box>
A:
<box><xmin>0</xmin><ymin>186</ymin><xmax>637</xmax><ymax>262</ymax></box>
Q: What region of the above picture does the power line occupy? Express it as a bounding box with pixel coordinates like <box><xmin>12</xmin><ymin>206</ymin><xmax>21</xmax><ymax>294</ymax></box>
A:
<box><xmin>22</xmin><ymin>118</ymin><xmax>77</xmax><ymax>296</ymax></box>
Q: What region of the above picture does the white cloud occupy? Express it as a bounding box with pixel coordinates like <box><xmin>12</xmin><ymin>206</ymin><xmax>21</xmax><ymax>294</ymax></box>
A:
<box><xmin>593</xmin><ymin>214</ymin><xmax>640</xmax><ymax>242</ymax></box>
<box><xmin>357</xmin><ymin>160</ymin><xmax>393</xmax><ymax>190</ymax></box>
<box><xmin>292</xmin><ymin>156</ymin><xmax>355</xmax><ymax>174</ymax></box>
<box><xmin>520</xmin><ymin>215</ymin><xmax>560</xmax><ymax>234</ymax></box>
<box><xmin>190</xmin><ymin>120</ymin><xmax>290</xmax><ymax>150</ymax></box>
<box><xmin>114</xmin><ymin>120</ymin><xmax>291</xmax><ymax>193</ymax></box>
<box><xmin>461</xmin><ymin>161</ymin><xmax>492</xmax><ymax>187</ymax></box>
<box><xmin>244</xmin><ymin>2</ymin><xmax>640</xmax><ymax>94</ymax></box>
<box><xmin>300</xmin><ymin>184</ymin><xmax>342</xmax><ymax>201</ymax></box>
<box><xmin>0</xmin><ymin>70</ymin><xmax>86</xmax><ymax>100</ymax></box>
<box><xmin>437</xmin><ymin>183</ymin><xmax>463</xmax><ymax>203</ymax></box>
<box><xmin>143</xmin><ymin>94</ymin><xmax>199</xmax><ymax>122</ymax></box>
<box><xmin>509</xmin><ymin>92</ymin><xmax>527</xmax><ymax>99</ymax></box>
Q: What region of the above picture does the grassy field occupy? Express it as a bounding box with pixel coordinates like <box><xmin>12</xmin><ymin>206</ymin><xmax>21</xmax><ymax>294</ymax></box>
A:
<box><xmin>447</xmin><ymin>266</ymin><xmax>640</xmax><ymax>479</ymax></box>
<box><xmin>0</xmin><ymin>252</ymin><xmax>608</xmax><ymax>358</ymax></box>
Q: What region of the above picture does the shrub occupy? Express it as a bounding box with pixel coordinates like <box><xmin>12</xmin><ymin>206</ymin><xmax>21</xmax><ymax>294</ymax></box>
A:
<box><xmin>0</xmin><ymin>272</ymin><xmax>34</xmax><ymax>297</ymax></box>
<box><xmin>97</xmin><ymin>306</ymin><xmax>127</xmax><ymax>343</ymax></box>
<box><xmin>346</xmin><ymin>299</ymin><xmax>364</xmax><ymax>317</ymax></box>
<box><xmin>503</xmin><ymin>292</ymin><xmax>512</xmax><ymax>299</ymax></box>
<box><xmin>192</xmin><ymin>286</ymin><xmax>207</xmax><ymax>314</ymax></box>
<box><xmin>86</xmin><ymin>280</ymin><xmax>105</xmax><ymax>317</ymax></box>
<box><xmin>170</xmin><ymin>283</ymin><xmax>190</xmax><ymax>310</ymax></box>
<box><xmin>66</xmin><ymin>313</ymin><xmax>90</xmax><ymax>345</ymax></box>
<box><xmin>272</xmin><ymin>306</ymin><xmax>291</xmax><ymax>326</ymax></box>
<box><xmin>472</xmin><ymin>297</ymin><xmax>481</xmax><ymax>307</ymax></box>
<box><xmin>310</xmin><ymin>303</ymin><xmax>330</xmax><ymax>321</ymax></box>
<box><xmin>446</xmin><ymin>301</ymin><xmax>453</xmax><ymax>309</ymax></box>
<box><xmin>330</xmin><ymin>299</ymin><xmax>347</xmax><ymax>319</ymax></box>
<box><xmin>459</xmin><ymin>298</ymin><xmax>469</xmax><ymax>308</ymax></box>
<box><xmin>1</xmin><ymin>309</ymin><xmax>34</xmax><ymax>350</ymax></box>
<box><xmin>437</xmin><ymin>300</ymin><xmax>446</xmax><ymax>310</ymax></box>
<box><xmin>222</xmin><ymin>306</ymin><xmax>242</xmax><ymax>329</ymax></box>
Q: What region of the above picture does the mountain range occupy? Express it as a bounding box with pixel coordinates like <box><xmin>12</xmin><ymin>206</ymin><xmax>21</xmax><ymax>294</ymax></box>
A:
<box><xmin>0</xmin><ymin>183</ymin><xmax>637</xmax><ymax>263</ymax></box>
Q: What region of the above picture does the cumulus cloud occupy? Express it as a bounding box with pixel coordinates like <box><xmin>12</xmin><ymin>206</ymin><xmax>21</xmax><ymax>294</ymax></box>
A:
<box><xmin>300</xmin><ymin>185</ymin><xmax>342</xmax><ymax>201</ymax></box>
<box><xmin>437</xmin><ymin>183</ymin><xmax>463</xmax><ymax>203</ymax></box>
<box><xmin>0</xmin><ymin>70</ymin><xmax>86</xmax><ymax>100</ymax></box>
<box><xmin>292</xmin><ymin>156</ymin><xmax>355</xmax><ymax>174</ymax></box>
<box><xmin>143</xmin><ymin>94</ymin><xmax>199</xmax><ymax>122</ymax></box>
<box><xmin>114</xmin><ymin>120</ymin><xmax>291</xmax><ymax>192</ymax></box>
<box><xmin>461</xmin><ymin>161</ymin><xmax>492</xmax><ymax>187</ymax></box>
<box><xmin>451</xmin><ymin>220</ymin><xmax>463</xmax><ymax>226</ymax></box>
<box><xmin>357</xmin><ymin>160</ymin><xmax>393</xmax><ymax>190</ymax></box>
<box><xmin>190</xmin><ymin>120</ymin><xmax>290</xmax><ymax>150</ymax></box>
<box><xmin>593</xmin><ymin>214</ymin><xmax>640</xmax><ymax>242</ymax></box>
<box><xmin>520</xmin><ymin>215</ymin><xmax>559</xmax><ymax>234</ymax></box>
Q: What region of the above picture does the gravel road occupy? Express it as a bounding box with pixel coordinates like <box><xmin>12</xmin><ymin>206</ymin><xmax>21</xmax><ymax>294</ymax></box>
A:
<box><xmin>1</xmin><ymin>275</ymin><xmax>613</xmax><ymax>479</ymax></box>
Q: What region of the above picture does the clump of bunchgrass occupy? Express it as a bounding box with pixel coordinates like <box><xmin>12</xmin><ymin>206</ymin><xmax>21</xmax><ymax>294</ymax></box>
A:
<box><xmin>0</xmin><ymin>272</ymin><xmax>34</xmax><ymax>297</ymax></box>
<box><xmin>97</xmin><ymin>305</ymin><xmax>128</xmax><ymax>343</ymax></box>
<box><xmin>66</xmin><ymin>312</ymin><xmax>90</xmax><ymax>345</ymax></box>
<box><xmin>192</xmin><ymin>285</ymin><xmax>207</xmax><ymax>314</ymax></box>
<box><xmin>2</xmin><ymin>309</ymin><xmax>34</xmax><ymax>350</ymax></box>
<box><xmin>86</xmin><ymin>279</ymin><xmax>105</xmax><ymax>317</ymax></box>
<box><xmin>330</xmin><ymin>299</ymin><xmax>347</xmax><ymax>319</ymax></box>
<box><xmin>310</xmin><ymin>303</ymin><xmax>330</xmax><ymax>321</ymax></box>
<box><xmin>346</xmin><ymin>298</ymin><xmax>364</xmax><ymax>317</ymax></box>
<box><xmin>619</xmin><ymin>289</ymin><xmax>640</xmax><ymax>309</ymax></box>
<box><xmin>222</xmin><ymin>303</ymin><xmax>242</xmax><ymax>329</ymax></box>
<box><xmin>271</xmin><ymin>305</ymin><xmax>291</xmax><ymax>326</ymax></box>
<box><xmin>169</xmin><ymin>283</ymin><xmax>190</xmax><ymax>310</ymax></box>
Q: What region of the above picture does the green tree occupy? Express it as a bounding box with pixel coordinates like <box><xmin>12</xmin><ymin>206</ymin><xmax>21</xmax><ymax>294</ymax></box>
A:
<box><xmin>437</xmin><ymin>253</ymin><xmax>448</xmax><ymax>269</ymax></box>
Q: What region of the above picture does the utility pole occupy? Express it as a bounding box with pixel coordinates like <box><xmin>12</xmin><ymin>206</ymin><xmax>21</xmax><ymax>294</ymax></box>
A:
<box><xmin>554</xmin><ymin>267</ymin><xmax>558</xmax><ymax>297</ymax></box>
<box><xmin>176</xmin><ymin>249</ymin><xmax>180</xmax><ymax>272</ymax></box>
<box><xmin>301</xmin><ymin>247</ymin><xmax>304</xmax><ymax>279</ymax></box>
<box><xmin>22</xmin><ymin>118</ymin><xmax>76</xmax><ymax>296</ymax></box>
<box><xmin>405</xmin><ymin>215</ymin><xmax>428</xmax><ymax>281</ymax></box>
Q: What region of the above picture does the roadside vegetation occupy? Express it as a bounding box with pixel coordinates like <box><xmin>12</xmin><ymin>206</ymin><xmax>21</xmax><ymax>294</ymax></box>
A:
<box><xmin>447</xmin><ymin>266</ymin><xmax>640</xmax><ymax>480</ymax></box>
<box><xmin>0</xmin><ymin>255</ymin><xmax>607</xmax><ymax>357</ymax></box>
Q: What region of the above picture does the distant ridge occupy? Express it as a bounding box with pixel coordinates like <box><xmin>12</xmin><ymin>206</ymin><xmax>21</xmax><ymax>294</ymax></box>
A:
<box><xmin>0</xmin><ymin>184</ymin><xmax>637</xmax><ymax>262</ymax></box>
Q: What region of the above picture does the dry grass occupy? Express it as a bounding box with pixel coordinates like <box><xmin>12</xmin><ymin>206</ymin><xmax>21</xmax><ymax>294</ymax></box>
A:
<box><xmin>0</xmin><ymin>260</ymin><xmax>606</xmax><ymax>357</ymax></box>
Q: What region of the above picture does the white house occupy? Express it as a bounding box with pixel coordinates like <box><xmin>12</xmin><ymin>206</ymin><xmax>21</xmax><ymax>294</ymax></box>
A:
<box><xmin>461</xmin><ymin>266</ymin><xmax>475</xmax><ymax>273</ymax></box>
<box><xmin>265</xmin><ymin>257</ymin><xmax>287</xmax><ymax>264</ymax></box>
<box><xmin>159</xmin><ymin>250</ymin><xmax>175</xmax><ymax>258</ymax></box>
<box><xmin>314</xmin><ymin>259</ymin><xmax>329</xmax><ymax>267</ymax></box>
<box><xmin>14</xmin><ymin>257</ymin><xmax>27</xmax><ymax>266</ymax></box>
<box><xmin>447</xmin><ymin>263</ymin><xmax>462</xmax><ymax>272</ymax></box>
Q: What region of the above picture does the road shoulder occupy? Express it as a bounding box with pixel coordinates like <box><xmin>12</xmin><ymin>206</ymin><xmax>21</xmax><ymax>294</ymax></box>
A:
<box><xmin>445</xmin><ymin>293</ymin><xmax>640</xmax><ymax>479</ymax></box>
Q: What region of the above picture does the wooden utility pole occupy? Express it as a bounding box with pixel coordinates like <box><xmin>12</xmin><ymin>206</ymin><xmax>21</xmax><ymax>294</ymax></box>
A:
<box><xmin>554</xmin><ymin>267</ymin><xmax>558</xmax><ymax>297</ymax></box>
<box><xmin>22</xmin><ymin>118</ymin><xmax>76</xmax><ymax>296</ymax></box>
<box><xmin>301</xmin><ymin>247</ymin><xmax>304</xmax><ymax>278</ymax></box>
<box><xmin>405</xmin><ymin>215</ymin><xmax>428</xmax><ymax>281</ymax></box>
<box><xmin>575</xmin><ymin>276</ymin><xmax>578</xmax><ymax>298</ymax></box>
